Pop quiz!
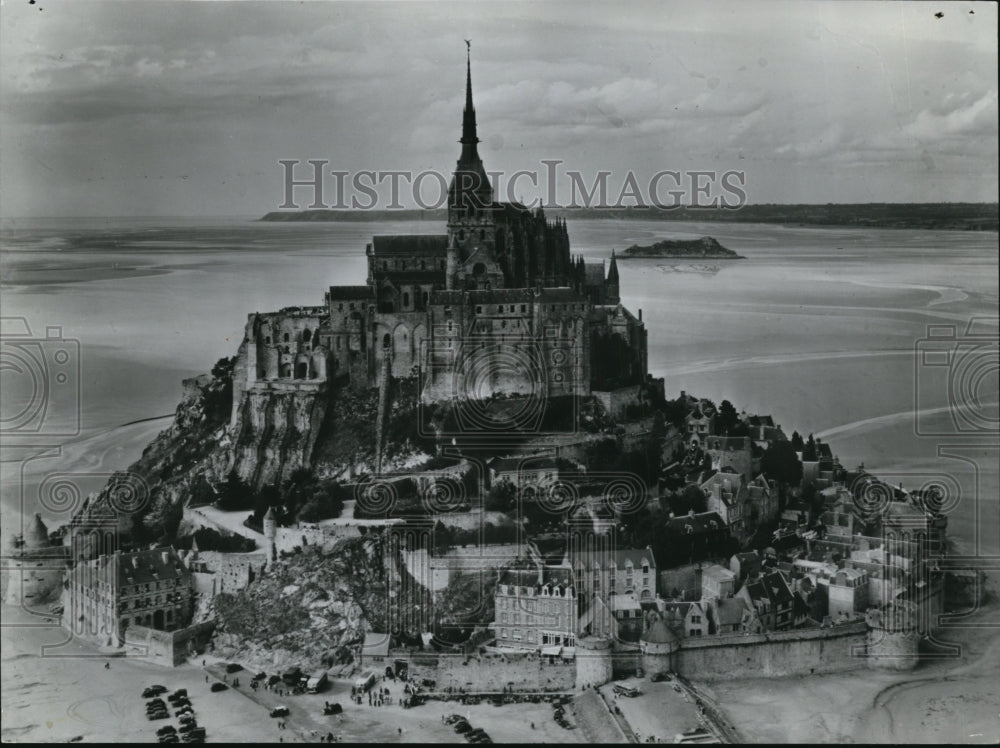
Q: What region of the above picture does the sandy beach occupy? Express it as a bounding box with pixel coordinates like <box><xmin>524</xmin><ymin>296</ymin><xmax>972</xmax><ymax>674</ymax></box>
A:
<box><xmin>0</xmin><ymin>604</ymin><xmax>581</xmax><ymax>744</ymax></box>
<box><xmin>701</xmin><ymin>568</ymin><xmax>1000</xmax><ymax>744</ymax></box>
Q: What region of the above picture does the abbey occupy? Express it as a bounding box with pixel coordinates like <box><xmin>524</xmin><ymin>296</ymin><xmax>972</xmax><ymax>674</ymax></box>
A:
<box><xmin>233</xmin><ymin>49</ymin><xmax>648</xmax><ymax>416</ymax></box>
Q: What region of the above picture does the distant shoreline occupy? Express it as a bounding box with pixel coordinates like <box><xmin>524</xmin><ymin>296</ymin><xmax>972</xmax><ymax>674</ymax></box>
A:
<box><xmin>260</xmin><ymin>202</ymin><xmax>999</xmax><ymax>232</ymax></box>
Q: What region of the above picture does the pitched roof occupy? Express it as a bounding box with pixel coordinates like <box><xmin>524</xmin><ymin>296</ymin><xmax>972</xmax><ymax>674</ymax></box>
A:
<box><xmin>612</xmin><ymin>547</ymin><xmax>654</xmax><ymax>569</ymax></box>
<box><xmin>714</xmin><ymin>597</ymin><xmax>748</xmax><ymax>626</ymax></box>
<box><xmin>665</xmin><ymin>512</ymin><xmax>727</xmax><ymax>535</ymax></box>
<box><xmin>69</xmin><ymin>547</ymin><xmax>188</xmax><ymax>591</ymax></box>
<box><xmin>643</xmin><ymin>617</ymin><xmax>679</xmax><ymax>645</ymax></box>
<box><xmin>327</xmin><ymin>285</ymin><xmax>374</xmax><ymax>300</ymax></box>
<box><xmin>371</xmin><ymin>235</ymin><xmax>448</xmax><ymax>256</ymax></box>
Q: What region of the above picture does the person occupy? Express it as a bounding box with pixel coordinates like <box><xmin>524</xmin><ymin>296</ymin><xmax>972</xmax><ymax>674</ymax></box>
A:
<box><xmin>531</xmin><ymin>722</ymin><xmax>535</xmax><ymax>730</ymax></box>
<box><xmin>202</xmin><ymin>659</ymin><xmax>206</xmax><ymax>666</ymax></box>
<box><xmin>104</xmin><ymin>662</ymin><xmax>110</xmax><ymax>670</ymax></box>
<box><xmin>398</xmin><ymin>728</ymin><xmax>402</xmax><ymax>736</ymax></box>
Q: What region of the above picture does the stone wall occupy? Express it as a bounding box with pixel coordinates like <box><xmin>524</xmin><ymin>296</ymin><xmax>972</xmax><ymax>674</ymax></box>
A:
<box><xmin>671</xmin><ymin>620</ymin><xmax>868</xmax><ymax>680</ymax></box>
<box><xmin>592</xmin><ymin>385</ymin><xmax>642</xmax><ymax>419</ymax></box>
<box><xmin>123</xmin><ymin>621</ymin><xmax>216</xmax><ymax>667</ymax></box>
<box><xmin>401</xmin><ymin>649</ymin><xmax>575</xmax><ymax>692</ymax></box>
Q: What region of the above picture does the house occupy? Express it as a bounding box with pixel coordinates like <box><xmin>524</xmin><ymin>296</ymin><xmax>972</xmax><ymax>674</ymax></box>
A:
<box><xmin>685</xmin><ymin>408</ymin><xmax>715</xmax><ymax>445</ymax></box>
<box><xmin>828</xmin><ymin>567</ymin><xmax>869</xmax><ymax>622</ymax></box>
<box><xmin>700</xmin><ymin>564</ymin><xmax>737</xmax><ymax>600</ymax></box>
<box><xmin>493</xmin><ymin>564</ymin><xmax>577</xmax><ymax>651</ymax></box>
<box><xmin>701</xmin><ymin>469</ymin><xmax>747</xmax><ymax>537</ymax></box>
<box><xmin>486</xmin><ymin>454</ymin><xmax>562</xmax><ymax>495</ymax></box>
<box><xmin>62</xmin><ymin>546</ymin><xmax>194</xmax><ymax>648</ymax></box>
<box><xmin>708</xmin><ymin>596</ymin><xmax>758</xmax><ymax>634</ymax></box>
<box><xmin>662</xmin><ymin>511</ymin><xmax>731</xmax><ymax>565</ymax></box>
<box><xmin>745</xmin><ymin>474</ymin><xmax>779</xmax><ymax>528</ymax></box>
<box><xmin>658</xmin><ymin>600</ymin><xmax>710</xmax><ymax>638</ymax></box>
<box><xmin>735</xmin><ymin>570</ymin><xmax>795</xmax><ymax>631</ymax></box>
<box><xmin>609</xmin><ymin>591</ymin><xmax>644</xmax><ymax>642</ymax></box>
<box><xmin>729</xmin><ymin>551</ymin><xmax>762</xmax><ymax>583</ymax></box>
<box><xmin>360</xmin><ymin>632</ymin><xmax>390</xmax><ymax>667</ymax></box>
<box><xmin>704</xmin><ymin>436</ymin><xmax>754</xmax><ymax>482</ymax></box>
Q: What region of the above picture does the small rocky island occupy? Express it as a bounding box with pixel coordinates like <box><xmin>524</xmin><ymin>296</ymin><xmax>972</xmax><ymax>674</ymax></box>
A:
<box><xmin>620</xmin><ymin>236</ymin><xmax>745</xmax><ymax>259</ymax></box>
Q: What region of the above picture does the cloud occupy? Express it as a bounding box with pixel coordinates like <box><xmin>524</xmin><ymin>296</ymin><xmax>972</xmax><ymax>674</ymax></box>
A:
<box><xmin>904</xmin><ymin>91</ymin><xmax>998</xmax><ymax>142</ymax></box>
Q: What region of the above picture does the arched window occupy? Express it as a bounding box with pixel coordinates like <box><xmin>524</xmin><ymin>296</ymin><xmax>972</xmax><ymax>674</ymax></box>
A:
<box><xmin>302</xmin><ymin>329</ymin><xmax>312</xmax><ymax>343</ymax></box>
<box><xmin>283</xmin><ymin>333</ymin><xmax>290</xmax><ymax>342</ymax></box>
<box><xmin>382</xmin><ymin>333</ymin><xmax>391</xmax><ymax>349</ymax></box>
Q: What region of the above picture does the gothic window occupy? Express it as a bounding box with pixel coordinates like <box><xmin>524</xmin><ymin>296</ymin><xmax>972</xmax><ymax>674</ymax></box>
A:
<box><xmin>383</xmin><ymin>334</ymin><xmax>391</xmax><ymax>349</ymax></box>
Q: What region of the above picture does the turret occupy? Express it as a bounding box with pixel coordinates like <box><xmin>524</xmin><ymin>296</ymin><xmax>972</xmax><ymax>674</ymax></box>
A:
<box><xmin>606</xmin><ymin>250</ymin><xmax>620</xmax><ymax>304</ymax></box>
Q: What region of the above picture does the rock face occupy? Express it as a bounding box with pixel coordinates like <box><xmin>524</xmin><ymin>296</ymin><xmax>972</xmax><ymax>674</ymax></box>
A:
<box><xmin>621</xmin><ymin>236</ymin><xmax>745</xmax><ymax>259</ymax></box>
<box><xmin>229</xmin><ymin>387</ymin><xmax>330</xmax><ymax>489</ymax></box>
<box><xmin>210</xmin><ymin>538</ymin><xmax>430</xmax><ymax>673</ymax></box>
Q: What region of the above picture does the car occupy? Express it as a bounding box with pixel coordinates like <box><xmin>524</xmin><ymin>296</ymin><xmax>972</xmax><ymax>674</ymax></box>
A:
<box><xmin>267</xmin><ymin>675</ymin><xmax>282</xmax><ymax>687</ymax></box>
<box><xmin>454</xmin><ymin>721</ymin><xmax>473</xmax><ymax>734</ymax></box>
<box><xmin>673</xmin><ymin>684</ymin><xmax>683</xmax><ymax>693</ymax></box>
<box><xmin>252</xmin><ymin>672</ymin><xmax>267</xmax><ymax>682</ymax></box>
<box><xmin>147</xmin><ymin>711</ymin><xmax>169</xmax><ymax>721</ymax></box>
<box><xmin>147</xmin><ymin>700</ymin><xmax>166</xmax><ymax>709</ymax></box>
<box><xmin>322</xmin><ymin>703</ymin><xmax>343</xmax><ymax>716</ymax></box>
<box><xmin>270</xmin><ymin>706</ymin><xmax>290</xmax><ymax>718</ymax></box>
<box><xmin>210</xmin><ymin>682</ymin><xmax>228</xmax><ymax>692</ymax></box>
<box><xmin>171</xmin><ymin>689</ymin><xmax>188</xmax><ymax>699</ymax></box>
<box><xmin>444</xmin><ymin>715</ymin><xmax>463</xmax><ymax>725</ymax></box>
<box><xmin>179</xmin><ymin>714</ymin><xmax>196</xmax><ymax>724</ymax></box>
<box><xmin>158</xmin><ymin>735</ymin><xmax>180</xmax><ymax>744</ymax></box>
<box><xmin>225</xmin><ymin>663</ymin><xmax>243</xmax><ymax>674</ymax></box>
<box><xmin>179</xmin><ymin>722</ymin><xmax>200</xmax><ymax>734</ymax></box>
<box><xmin>176</xmin><ymin>705</ymin><xmax>194</xmax><ymax>715</ymax></box>
<box><xmin>652</xmin><ymin>672</ymin><xmax>672</xmax><ymax>683</ymax></box>
<box><xmin>147</xmin><ymin>705</ymin><xmax>168</xmax><ymax>714</ymax></box>
<box><xmin>185</xmin><ymin>727</ymin><xmax>206</xmax><ymax>739</ymax></box>
<box><xmin>143</xmin><ymin>685</ymin><xmax>168</xmax><ymax>698</ymax></box>
<box><xmin>613</xmin><ymin>684</ymin><xmax>641</xmax><ymax>698</ymax></box>
<box><xmin>156</xmin><ymin>726</ymin><xmax>177</xmax><ymax>737</ymax></box>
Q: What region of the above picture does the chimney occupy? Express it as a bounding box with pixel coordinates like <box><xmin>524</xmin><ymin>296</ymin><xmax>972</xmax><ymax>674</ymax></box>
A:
<box><xmin>132</xmin><ymin>556</ymin><xmax>139</xmax><ymax>569</ymax></box>
<box><xmin>161</xmin><ymin>551</ymin><xmax>170</xmax><ymax>566</ymax></box>
<box><xmin>638</xmin><ymin>309</ymin><xmax>643</xmax><ymax>322</ymax></box>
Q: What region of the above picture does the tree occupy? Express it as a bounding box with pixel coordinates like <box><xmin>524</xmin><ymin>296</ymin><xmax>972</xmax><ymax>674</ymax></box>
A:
<box><xmin>718</xmin><ymin>400</ymin><xmax>739</xmax><ymax>434</ymax></box>
<box><xmin>666</xmin><ymin>484</ymin><xmax>707</xmax><ymax>517</ymax></box>
<box><xmin>485</xmin><ymin>481</ymin><xmax>515</xmax><ymax>512</ymax></box>
<box><xmin>791</xmin><ymin>431</ymin><xmax>804</xmax><ymax>452</ymax></box>
<box><xmin>802</xmin><ymin>434</ymin><xmax>818</xmax><ymax>462</ymax></box>
<box><xmin>761</xmin><ymin>441</ymin><xmax>803</xmax><ymax>488</ymax></box>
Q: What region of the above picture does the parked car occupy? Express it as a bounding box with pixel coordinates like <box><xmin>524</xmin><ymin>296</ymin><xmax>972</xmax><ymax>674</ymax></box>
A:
<box><xmin>652</xmin><ymin>672</ymin><xmax>672</xmax><ymax>683</ymax></box>
<box><xmin>252</xmin><ymin>672</ymin><xmax>267</xmax><ymax>682</ymax></box>
<box><xmin>270</xmin><ymin>706</ymin><xmax>290</xmax><ymax>718</ymax></box>
<box><xmin>322</xmin><ymin>703</ymin><xmax>342</xmax><ymax>716</ymax></box>
<box><xmin>225</xmin><ymin>663</ymin><xmax>243</xmax><ymax>674</ymax></box>
<box><xmin>179</xmin><ymin>714</ymin><xmax>197</xmax><ymax>725</ymax></box>
<box><xmin>171</xmin><ymin>689</ymin><xmax>188</xmax><ymax>699</ymax></box>
<box><xmin>155</xmin><ymin>726</ymin><xmax>177</xmax><ymax>737</ymax></box>
<box><xmin>210</xmin><ymin>682</ymin><xmax>228</xmax><ymax>692</ymax></box>
<box><xmin>267</xmin><ymin>675</ymin><xmax>282</xmax><ymax>687</ymax></box>
<box><xmin>454</xmin><ymin>721</ymin><xmax>473</xmax><ymax>734</ymax></box>
<box><xmin>613</xmin><ymin>684</ymin><xmax>641</xmax><ymax>698</ymax></box>
<box><xmin>444</xmin><ymin>715</ymin><xmax>463</xmax><ymax>725</ymax></box>
<box><xmin>158</xmin><ymin>735</ymin><xmax>180</xmax><ymax>743</ymax></box>
<box><xmin>147</xmin><ymin>711</ymin><xmax>169</xmax><ymax>721</ymax></box>
<box><xmin>143</xmin><ymin>685</ymin><xmax>168</xmax><ymax>698</ymax></box>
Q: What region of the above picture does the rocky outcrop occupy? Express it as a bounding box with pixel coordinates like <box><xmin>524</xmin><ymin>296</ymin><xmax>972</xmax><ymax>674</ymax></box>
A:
<box><xmin>621</xmin><ymin>236</ymin><xmax>745</xmax><ymax>259</ymax></box>
<box><xmin>230</xmin><ymin>386</ymin><xmax>330</xmax><ymax>490</ymax></box>
<box><xmin>210</xmin><ymin>538</ymin><xmax>430</xmax><ymax>672</ymax></box>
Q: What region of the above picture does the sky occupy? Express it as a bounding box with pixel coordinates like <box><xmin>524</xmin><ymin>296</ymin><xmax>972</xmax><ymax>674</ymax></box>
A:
<box><xmin>0</xmin><ymin>0</ymin><xmax>997</xmax><ymax>217</ymax></box>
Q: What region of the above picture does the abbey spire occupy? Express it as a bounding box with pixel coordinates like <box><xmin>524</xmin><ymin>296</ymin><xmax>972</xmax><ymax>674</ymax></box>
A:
<box><xmin>460</xmin><ymin>40</ymin><xmax>481</xmax><ymax>165</ymax></box>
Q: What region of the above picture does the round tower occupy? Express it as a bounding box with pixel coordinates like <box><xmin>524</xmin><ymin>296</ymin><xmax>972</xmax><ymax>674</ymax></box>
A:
<box><xmin>575</xmin><ymin>635</ymin><xmax>613</xmax><ymax>690</ymax></box>
<box><xmin>640</xmin><ymin>614</ymin><xmax>680</xmax><ymax>680</ymax></box>
<box><xmin>263</xmin><ymin>506</ymin><xmax>277</xmax><ymax>562</ymax></box>
<box><xmin>866</xmin><ymin>603</ymin><xmax>919</xmax><ymax>671</ymax></box>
